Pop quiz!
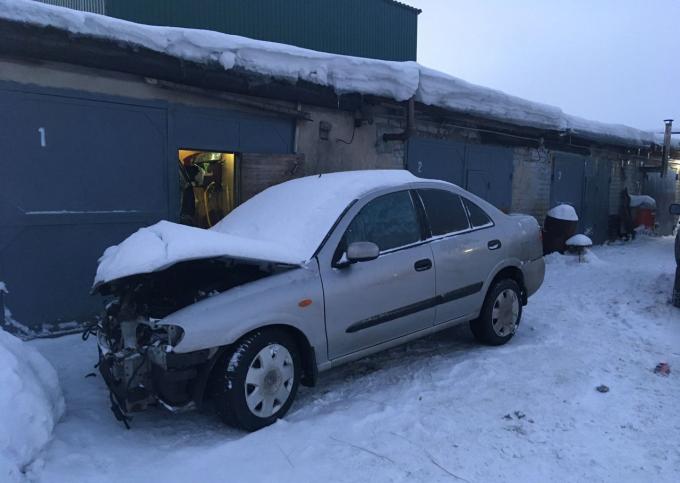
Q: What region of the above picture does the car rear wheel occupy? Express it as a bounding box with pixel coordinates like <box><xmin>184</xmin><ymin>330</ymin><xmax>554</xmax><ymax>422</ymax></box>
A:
<box><xmin>212</xmin><ymin>329</ymin><xmax>300</xmax><ymax>431</ymax></box>
<box><xmin>470</xmin><ymin>279</ymin><xmax>522</xmax><ymax>346</ymax></box>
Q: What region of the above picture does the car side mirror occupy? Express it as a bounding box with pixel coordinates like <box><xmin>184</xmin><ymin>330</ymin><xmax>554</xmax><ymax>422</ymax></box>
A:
<box><xmin>670</xmin><ymin>203</ymin><xmax>680</xmax><ymax>215</ymax></box>
<box><xmin>346</xmin><ymin>241</ymin><xmax>380</xmax><ymax>264</ymax></box>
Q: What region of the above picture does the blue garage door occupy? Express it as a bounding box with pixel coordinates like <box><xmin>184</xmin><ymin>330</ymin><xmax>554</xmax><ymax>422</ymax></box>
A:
<box><xmin>0</xmin><ymin>88</ymin><xmax>168</xmax><ymax>330</ymax></box>
<box><xmin>407</xmin><ymin>138</ymin><xmax>513</xmax><ymax>211</ymax></box>
<box><xmin>550</xmin><ymin>153</ymin><xmax>585</xmax><ymax>218</ymax></box>
<box><xmin>582</xmin><ymin>158</ymin><xmax>610</xmax><ymax>244</ymax></box>
<box><xmin>0</xmin><ymin>85</ymin><xmax>297</xmax><ymax>331</ymax></box>
<box><xmin>407</xmin><ymin>137</ymin><xmax>466</xmax><ymax>186</ymax></box>
<box><xmin>465</xmin><ymin>144</ymin><xmax>513</xmax><ymax>211</ymax></box>
<box><xmin>550</xmin><ymin>153</ymin><xmax>610</xmax><ymax>243</ymax></box>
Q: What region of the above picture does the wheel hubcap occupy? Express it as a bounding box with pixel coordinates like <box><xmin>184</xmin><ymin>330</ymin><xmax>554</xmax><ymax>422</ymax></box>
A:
<box><xmin>244</xmin><ymin>344</ymin><xmax>294</xmax><ymax>418</ymax></box>
<box><xmin>491</xmin><ymin>289</ymin><xmax>520</xmax><ymax>337</ymax></box>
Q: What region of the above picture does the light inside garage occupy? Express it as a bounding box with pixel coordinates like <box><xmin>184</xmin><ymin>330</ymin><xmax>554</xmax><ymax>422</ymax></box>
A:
<box><xmin>179</xmin><ymin>150</ymin><xmax>236</xmax><ymax>228</ymax></box>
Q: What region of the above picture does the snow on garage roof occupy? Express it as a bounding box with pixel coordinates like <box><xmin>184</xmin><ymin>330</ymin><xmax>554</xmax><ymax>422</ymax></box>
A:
<box><xmin>0</xmin><ymin>0</ymin><xmax>662</xmax><ymax>148</ymax></box>
<box><xmin>94</xmin><ymin>170</ymin><xmax>423</xmax><ymax>286</ymax></box>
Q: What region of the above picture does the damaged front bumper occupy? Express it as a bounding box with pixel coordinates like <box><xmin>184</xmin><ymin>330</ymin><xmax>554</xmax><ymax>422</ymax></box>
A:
<box><xmin>97</xmin><ymin>320</ymin><xmax>218</xmax><ymax>419</ymax></box>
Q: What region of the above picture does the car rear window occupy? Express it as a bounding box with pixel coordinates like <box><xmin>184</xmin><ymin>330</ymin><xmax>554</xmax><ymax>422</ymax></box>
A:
<box><xmin>343</xmin><ymin>190</ymin><xmax>421</xmax><ymax>251</ymax></box>
<box><xmin>463</xmin><ymin>198</ymin><xmax>493</xmax><ymax>228</ymax></box>
<box><xmin>417</xmin><ymin>189</ymin><xmax>470</xmax><ymax>236</ymax></box>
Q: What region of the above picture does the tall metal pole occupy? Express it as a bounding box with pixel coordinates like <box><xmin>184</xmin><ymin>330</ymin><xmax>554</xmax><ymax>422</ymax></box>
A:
<box><xmin>661</xmin><ymin>119</ymin><xmax>673</xmax><ymax>177</ymax></box>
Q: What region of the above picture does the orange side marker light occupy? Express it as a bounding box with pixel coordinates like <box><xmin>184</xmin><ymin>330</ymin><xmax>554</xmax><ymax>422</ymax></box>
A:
<box><xmin>298</xmin><ymin>299</ymin><xmax>313</xmax><ymax>308</ymax></box>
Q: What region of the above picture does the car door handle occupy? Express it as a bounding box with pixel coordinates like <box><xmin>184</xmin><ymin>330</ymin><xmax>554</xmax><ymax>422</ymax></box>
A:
<box><xmin>487</xmin><ymin>239</ymin><xmax>502</xmax><ymax>250</ymax></box>
<box><xmin>414</xmin><ymin>258</ymin><xmax>433</xmax><ymax>272</ymax></box>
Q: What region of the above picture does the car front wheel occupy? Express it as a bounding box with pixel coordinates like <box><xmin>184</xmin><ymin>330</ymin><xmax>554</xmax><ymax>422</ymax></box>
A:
<box><xmin>470</xmin><ymin>279</ymin><xmax>523</xmax><ymax>346</ymax></box>
<box><xmin>213</xmin><ymin>329</ymin><xmax>300</xmax><ymax>431</ymax></box>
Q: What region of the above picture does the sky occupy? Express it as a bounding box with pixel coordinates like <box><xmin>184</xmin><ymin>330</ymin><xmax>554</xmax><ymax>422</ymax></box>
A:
<box><xmin>399</xmin><ymin>0</ymin><xmax>679</xmax><ymax>131</ymax></box>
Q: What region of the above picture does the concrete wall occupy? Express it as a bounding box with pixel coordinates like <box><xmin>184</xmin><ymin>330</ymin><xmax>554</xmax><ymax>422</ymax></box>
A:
<box><xmin>0</xmin><ymin>57</ymin><xmax>304</xmax><ymax>122</ymax></box>
<box><xmin>295</xmin><ymin>106</ymin><xmax>404</xmax><ymax>175</ymax></box>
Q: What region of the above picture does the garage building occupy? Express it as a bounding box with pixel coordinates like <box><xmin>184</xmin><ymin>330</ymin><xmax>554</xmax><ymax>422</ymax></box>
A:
<box><xmin>0</xmin><ymin>1</ymin><xmax>678</xmax><ymax>333</ymax></box>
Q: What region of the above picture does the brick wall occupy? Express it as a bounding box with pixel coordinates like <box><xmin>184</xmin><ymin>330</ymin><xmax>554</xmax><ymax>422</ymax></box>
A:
<box><xmin>510</xmin><ymin>147</ymin><xmax>552</xmax><ymax>223</ymax></box>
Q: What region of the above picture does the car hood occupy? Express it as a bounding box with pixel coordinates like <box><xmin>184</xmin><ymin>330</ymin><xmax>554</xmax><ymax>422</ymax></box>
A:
<box><xmin>93</xmin><ymin>220</ymin><xmax>304</xmax><ymax>289</ymax></box>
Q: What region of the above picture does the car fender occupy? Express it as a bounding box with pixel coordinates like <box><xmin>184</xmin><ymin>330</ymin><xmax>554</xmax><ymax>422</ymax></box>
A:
<box><xmin>161</xmin><ymin>261</ymin><xmax>327</xmax><ymax>362</ymax></box>
<box><xmin>482</xmin><ymin>256</ymin><xmax>524</xmax><ymax>295</ymax></box>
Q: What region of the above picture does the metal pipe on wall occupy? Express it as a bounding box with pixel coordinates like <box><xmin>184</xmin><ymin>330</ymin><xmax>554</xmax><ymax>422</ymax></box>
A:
<box><xmin>662</xmin><ymin>119</ymin><xmax>673</xmax><ymax>177</ymax></box>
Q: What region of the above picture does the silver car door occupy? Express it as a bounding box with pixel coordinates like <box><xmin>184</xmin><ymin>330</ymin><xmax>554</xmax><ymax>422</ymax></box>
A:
<box><xmin>416</xmin><ymin>189</ymin><xmax>505</xmax><ymax>324</ymax></box>
<box><xmin>318</xmin><ymin>189</ymin><xmax>436</xmax><ymax>360</ymax></box>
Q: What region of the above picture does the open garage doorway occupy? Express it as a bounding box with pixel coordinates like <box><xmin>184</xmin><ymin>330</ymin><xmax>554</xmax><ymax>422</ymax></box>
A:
<box><xmin>179</xmin><ymin>149</ymin><xmax>237</xmax><ymax>228</ymax></box>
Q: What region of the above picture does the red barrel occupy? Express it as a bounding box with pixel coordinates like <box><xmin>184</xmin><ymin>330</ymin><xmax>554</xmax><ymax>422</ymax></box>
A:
<box><xmin>542</xmin><ymin>204</ymin><xmax>579</xmax><ymax>255</ymax></box>
<box><xmin>633</xmin><ymin>208</ymin><xmax>655</xmax><ymax>229</ymax></box>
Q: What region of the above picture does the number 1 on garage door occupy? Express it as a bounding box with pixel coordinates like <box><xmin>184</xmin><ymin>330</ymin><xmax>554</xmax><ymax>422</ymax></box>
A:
<box><xmin>38</xmin><ymin>127</ymin><xmax>46</xmax><ymax>147</ymax></box>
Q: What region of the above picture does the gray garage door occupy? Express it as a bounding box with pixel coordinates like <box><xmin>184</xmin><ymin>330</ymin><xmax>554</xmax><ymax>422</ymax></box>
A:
<box><xmin>582</xmin><ymin>158</ymin><xmax>610</xmax><ymax>244</ymax></box>
<box><xmin>0</xmin><ymin>88</ymin><xmax>168</xmax><ymax>330</ymax></box>
<box><xmin>550</xmin><ymin>153</ymin><xmax>610</xmax><ymax>243</ymax></box>
<box><xmin>407</xmin><ymin>137</ymin><xmax>513</xmax><ymax>211</ymax></box>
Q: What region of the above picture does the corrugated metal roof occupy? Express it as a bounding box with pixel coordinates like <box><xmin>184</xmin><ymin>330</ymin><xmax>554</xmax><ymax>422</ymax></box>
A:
<box><xmin>33</xmin><ymin>0</ymin><xmax>106</xmax><ymax>14</ymax></box>
<box><xmin>383</xmin><ymin>0</ymin><xmax>422</xmax><ymax>14</ymax></box>
<box><xmin>41</xmin><ymin>0</ymin><xmax>419</xmax><ymax>62</ymax></box>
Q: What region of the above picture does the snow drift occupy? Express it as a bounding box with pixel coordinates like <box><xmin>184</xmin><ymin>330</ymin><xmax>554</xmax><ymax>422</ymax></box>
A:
<box><xmin>0</xmin><ymin>328</ymin><xmax>65</xmax><ymax>482</ymax></box>
<box><xmin>0</xmin><ymin>0</ymin><xmax>667</xmax><ymax>148</ymax></box>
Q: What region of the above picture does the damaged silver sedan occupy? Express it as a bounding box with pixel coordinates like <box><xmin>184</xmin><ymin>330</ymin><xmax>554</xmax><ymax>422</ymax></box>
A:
<box><xmin>92</xmin><ymin>170</ymin><xmax>545</xmax><ymax>431</ymax></box>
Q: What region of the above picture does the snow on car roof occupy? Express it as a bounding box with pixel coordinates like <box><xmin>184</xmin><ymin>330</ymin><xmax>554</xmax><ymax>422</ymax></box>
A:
<box><xmin>0</xmin><ymin>0</ymin><xmax>668</xmax><ymax>148</ymax></box>
<box><xmin>212</xmin><ymin>169</ymin><xmax>421</xmax><ymax>256</ymax></box>
<box><xmin>94</xmin><ymin>170</ymin><xmax>422</xmax><ymax>286</ymax></box>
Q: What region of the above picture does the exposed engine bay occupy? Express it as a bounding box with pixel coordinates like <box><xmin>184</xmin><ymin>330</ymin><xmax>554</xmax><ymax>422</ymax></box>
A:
<box><xmin>93</xmin><ymin>257</ymin><xmax>290</xmax><ymax>426</ymax></box>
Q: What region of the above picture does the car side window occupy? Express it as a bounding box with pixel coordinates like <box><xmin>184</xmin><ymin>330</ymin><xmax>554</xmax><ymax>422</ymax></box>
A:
<box><xmin>342</xmin><ymin>191</ymin><xmax>421</xmax><ymax>252</ymax></box>
<box><xmin>463</xmin><ymin>198</ymin><xmax>493</xmax><ymax>228</ymax></box>
<box><xmin>417</xmin><ymin>189</ymin><xmax>470</xmax><ymax>236</ymax></box>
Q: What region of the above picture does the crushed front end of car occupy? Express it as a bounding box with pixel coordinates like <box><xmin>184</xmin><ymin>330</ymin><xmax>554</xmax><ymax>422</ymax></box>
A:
<box><xmin>92</xmin><ymin>257</ymin><xmax>279</xmax><ymax>426</ymax></box>
<box><xmin>96</xmin><ymin>298</ymin><xmax>217</xmax><ymax>426</ymax></box>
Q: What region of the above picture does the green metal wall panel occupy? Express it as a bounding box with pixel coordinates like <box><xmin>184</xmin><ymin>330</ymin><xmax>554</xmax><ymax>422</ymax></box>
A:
<box><xmin>105</xmin><ymin>0</ymin><xmax>419</xmax><ymax>61</ymax></box>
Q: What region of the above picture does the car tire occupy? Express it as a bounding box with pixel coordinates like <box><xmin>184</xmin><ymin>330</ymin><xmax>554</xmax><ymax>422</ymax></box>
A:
<box><xmin>212</xmin><ymin>329</ymin><xmax>301</xmax><ymax>431</ymax></box>
<box><xmin>470</xmin><ymin>279</ymin><xmax>523</xmax><ymax>346</ymax></box>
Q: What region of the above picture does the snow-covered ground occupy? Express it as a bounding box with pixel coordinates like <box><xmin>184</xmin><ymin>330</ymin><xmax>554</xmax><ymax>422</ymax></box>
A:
<box><xmin>27</xmin><ymin>236</ymin><xmax>680</xmax><ymax>482</ymax></box>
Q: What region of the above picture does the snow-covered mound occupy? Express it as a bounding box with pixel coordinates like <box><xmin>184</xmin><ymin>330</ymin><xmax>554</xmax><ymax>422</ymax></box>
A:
<box><xmin>566</xmin><ymin>234</ymin><xmax>593</xmax><ymax>247</ymax></box>
<box><xmin>547</xmin><ymin>204</ymin><xmax>579</xmax><ymax>221</ymax></box>
<box><xmin>629</xmin><ymin>194</ymin><xmax>656</xmax><ymax>208</ymax></box>
<box><xmin>0</xmin><ymin>328</ymin><xmax>65</xmax><ymax>482</ymax></box>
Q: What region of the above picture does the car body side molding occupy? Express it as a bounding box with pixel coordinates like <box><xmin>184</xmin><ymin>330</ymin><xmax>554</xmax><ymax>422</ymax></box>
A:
<box><xmin>346</xmin><ymin>282</ymin><xmax>483</xmax><ymax>333</ymax></box>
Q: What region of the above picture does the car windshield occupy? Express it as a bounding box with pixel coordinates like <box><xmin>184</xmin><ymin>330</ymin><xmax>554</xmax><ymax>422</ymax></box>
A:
<box><xmin>211</xmin><ymin>170</ymin><xmax>418</xmax><ymax>261</ymax></box>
